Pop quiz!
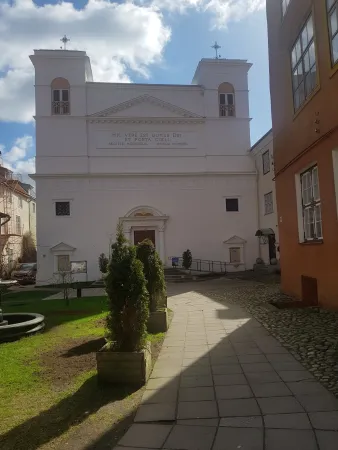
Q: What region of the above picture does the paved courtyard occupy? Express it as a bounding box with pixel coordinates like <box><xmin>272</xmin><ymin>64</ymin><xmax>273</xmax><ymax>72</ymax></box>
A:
<box><xmin>115</xmin><ymin>279</ymin><xmax>338</xmax><ymax>450</ymax></box>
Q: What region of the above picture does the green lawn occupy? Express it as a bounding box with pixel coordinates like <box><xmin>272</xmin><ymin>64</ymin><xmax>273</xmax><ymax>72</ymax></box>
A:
<box><xmin>0</xmin><ymin>291</ymin><xmax>166</xmax><ymax>450</ymax></box>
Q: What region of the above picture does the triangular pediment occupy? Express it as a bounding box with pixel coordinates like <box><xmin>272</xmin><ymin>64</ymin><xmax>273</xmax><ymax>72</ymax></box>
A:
<box><xmin>50</xmin><ymin>242</ymin><xmax>76</xmax><ymax>252</ymax></box>
<box><xmin>89</xmin><ymin>94</ymin><xmax>203</xmax><ymax>119</ymax></box>
<box><xmin>223</xmin><ymin>235</ymin><xmax>247</xmax><ymax>245</ymax></box>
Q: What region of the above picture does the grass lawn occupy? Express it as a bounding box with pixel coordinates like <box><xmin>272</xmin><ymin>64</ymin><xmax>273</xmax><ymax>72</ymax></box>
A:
<box><xmin>0</xmin><ymin>291</ymin><xmax>166</xmax><ymax>450</ymax></box>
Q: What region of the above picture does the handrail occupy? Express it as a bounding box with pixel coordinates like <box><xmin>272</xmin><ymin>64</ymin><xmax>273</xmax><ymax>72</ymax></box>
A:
<box><xmin>173</xmin><ymin>257</ymin><xmax>226</xmax><ymax>273</ymax></box>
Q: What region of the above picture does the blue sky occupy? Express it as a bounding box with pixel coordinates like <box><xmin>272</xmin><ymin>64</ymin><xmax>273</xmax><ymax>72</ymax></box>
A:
<box><xmin>0</xmin><ymin>0</ymin><xmax>271</xmax><ymax>180</ymax></box>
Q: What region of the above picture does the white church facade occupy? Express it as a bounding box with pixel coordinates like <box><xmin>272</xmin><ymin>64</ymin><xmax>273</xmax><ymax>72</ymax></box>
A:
<box><xmin>30</xmin><ymin>49</ymin><xmax>260</xmax><ymax>284</ymax></box>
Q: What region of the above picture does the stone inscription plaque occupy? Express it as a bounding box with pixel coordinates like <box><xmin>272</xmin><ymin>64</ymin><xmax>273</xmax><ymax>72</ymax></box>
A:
<box><xmin>97</xmin><ymin>131</ymin><xmax>197</xmax><ymax>149</ymax></box>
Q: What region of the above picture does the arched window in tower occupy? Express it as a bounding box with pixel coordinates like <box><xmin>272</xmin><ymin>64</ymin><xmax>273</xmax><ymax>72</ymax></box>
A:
<box><xmin>218</xmin><ymin>82</ymin><xmax>235</xmax><ymax>117</ymax></box>
<box><xmin>51</xmin><ymin>78</ymin><xmax>70</xmax><ymax>115</ymax></box>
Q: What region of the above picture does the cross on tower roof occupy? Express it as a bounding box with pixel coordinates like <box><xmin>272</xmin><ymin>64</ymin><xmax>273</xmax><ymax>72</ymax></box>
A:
<box><xmin>211</xmin><ymin>41</ymin><xmax>221</xmax><ymax>59</ymax></box>
<box><xmin>60</xmin><ymin>35</ymin><xmax>70</xmax><ymax>50</ymax></box>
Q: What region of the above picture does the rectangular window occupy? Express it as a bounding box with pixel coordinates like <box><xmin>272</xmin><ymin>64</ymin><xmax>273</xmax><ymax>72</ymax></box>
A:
<box><xmin>262</xmin><ymin>150</ymin><xmax>270</xmax><ymax>175</ymax></box>
<box><xmin>327</xmin><ymin>0</ymin><xmax>338</xmax><ymax>65</ymax></box>
<box><xmin>52</xmin><ymin>89</ymin><xmax>70</xmax><ymax>115</ymax></box>
<box><xmin>291</xmin><ymin>15</ymin><xmax>317</xmax><ymax>111</ymax></box>
<box><xmin>16</xmin><ymin>215</ymin><xmax>21</xmax><ymax>235</ymax></box>
<box><xmin>55</xmin><ymin>201</ymin><xmax>70</xmax><ymax>216</ymax></box>
<box><xmin>19</xmin><ymin>197</ymin><xmax>23</xmax><ymax>208</ymax></box>
<box><xmin>282</xmin><ymin>0</ymin><xmax>291</xmax><ymax>16</ymax></box>
<box><xmin>264</xmin><ymin>192</ymin><xmax>274</xmax><ymax>215</ymax></box>
<box><xmin>230</xmin><ymin>247</ymin><xmax>241</xmax><ymax>264</ymax></box>
<box><xmin>301</xmin><ymin>165</ymin><xmax>322</xmax><ymax>240</ymax></box>
<box><xmin>32</xmin><ymin>202</ymin><xmax>36</xmax><ymax>213</ymax></box>
<box><xmin>219</xmin><ymin>93</ymin><xmax>235</xmax><ymax>117</ymax></box>
<box><xmin>8</xmin><ymin>191</ymin><xmax>12</xmax><ymax>204</ymax></box>
<box><xmin>225</xmin><ymin>198</ymin><xmax>239</xmax><ymax>212</ymax></box>
<box><xmin>57</xmin><ymin>255</ymin><xmax>70</xmax><ymax>272</ymax></box>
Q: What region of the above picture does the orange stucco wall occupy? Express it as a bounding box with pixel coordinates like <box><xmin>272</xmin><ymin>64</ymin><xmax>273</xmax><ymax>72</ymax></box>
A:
<box><xmin>267</xmin><ymin>0</ymin><xmax>338</xmax><ymax>309</ymax></box>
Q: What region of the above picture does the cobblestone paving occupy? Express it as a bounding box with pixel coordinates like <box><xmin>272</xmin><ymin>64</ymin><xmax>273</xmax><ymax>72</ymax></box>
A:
<box><xmin>115</xmin><ymin>279</ymin><xmax>338</xmax><ymax>450</ymax></box>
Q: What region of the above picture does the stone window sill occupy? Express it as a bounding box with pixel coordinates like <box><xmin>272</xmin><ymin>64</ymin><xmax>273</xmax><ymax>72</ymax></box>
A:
<box><xmin>299</xmin><ymin>240</ymin><xmax>323</xmax><ymax>246</ymax></box>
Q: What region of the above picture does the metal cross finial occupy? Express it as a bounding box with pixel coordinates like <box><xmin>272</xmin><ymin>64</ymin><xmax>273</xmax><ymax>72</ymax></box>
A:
<box><xmin>61</xmin><ymin>35</ymin><xmax>70</xmax><ymax>50</ymax></box>
<box><xmin>211</xmin><ymin>41</ymin><xmax>221</xmax><ymax>59</ymax></box>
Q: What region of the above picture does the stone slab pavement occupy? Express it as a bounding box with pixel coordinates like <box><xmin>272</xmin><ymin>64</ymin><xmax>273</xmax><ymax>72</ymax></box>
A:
<box><xmin>115</xmin><ymin>279</ymin><xmax>338</xmax><ymax>450</ymax></box>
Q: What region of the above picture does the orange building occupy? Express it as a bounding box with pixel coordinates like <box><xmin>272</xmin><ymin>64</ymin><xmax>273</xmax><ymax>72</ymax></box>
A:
<box><xmin>266</xmin><ymin>0</ymin><xmax>338</xmax><ymax>309</ymax></box>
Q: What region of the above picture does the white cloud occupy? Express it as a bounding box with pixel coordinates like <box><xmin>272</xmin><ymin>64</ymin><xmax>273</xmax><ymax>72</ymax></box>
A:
<box><xmin>0</xmin><ymin>0</ymin><xmax>264</xmax><ymax>124</ymax></box>
<box><xmin>0</xmin><ymin>0</ymin><xmax>171</xmax><ymax>122</ymax></box>
<box><xmin>139</xmin><ymin>0</ymin><xmax>265</xmax><ymax>27</ymax></box>
<box><xmin>1</xmin><ymin>135</ymin><xmax>35</xmax><ymax>183</ymax></box>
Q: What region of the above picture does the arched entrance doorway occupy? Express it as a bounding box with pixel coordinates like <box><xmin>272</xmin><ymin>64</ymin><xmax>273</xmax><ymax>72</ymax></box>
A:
<box><xmin>120</xmin><ymin>206</ymin><xmax>169</xmax><ymax>264</ymax></box>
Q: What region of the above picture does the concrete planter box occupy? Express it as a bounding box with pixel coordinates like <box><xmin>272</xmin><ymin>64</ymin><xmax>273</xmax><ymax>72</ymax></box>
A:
<box><xmin>147</xmin><ymin>308</ymin><xmax>168</xmax><ymax>333</ymax></box>
<box><xmin>96</xmin><ymin>342</ymin><xmax>151</xmax><ymax>386</ymax></box>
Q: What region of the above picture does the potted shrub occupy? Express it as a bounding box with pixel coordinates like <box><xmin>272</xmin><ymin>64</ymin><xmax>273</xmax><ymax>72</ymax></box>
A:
<box><xmin>98</xmin><ymin>253</ymin><xmax>109</xmax><ymax>279</ymax></box>
<box><xmin>96</xmin><ymin>225</ymin><xmax>151</xmax><ymax>386</ymax></box>
<box><xmin>182</xmin><ymin>249</ymin><xmax>192</xmax><ymax>272</ymax></box>
<box><xmin>136</xmin><ymin>239</ymin><xmax>168</xmax><ymax>333</ymax></box>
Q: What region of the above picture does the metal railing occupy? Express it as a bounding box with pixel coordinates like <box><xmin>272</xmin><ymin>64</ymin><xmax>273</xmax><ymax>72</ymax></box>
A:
<box><xmin>219</xmin><ymin>104</ymin><xmax>235</xmax><ymax>117</ymax></box>
<box><xmin>52</xmin><ymin>101</ymin><xmax>70</xmax><ymax>115</ymax></box>
<box><xmin>173</xmin><ymin>258</ymin><xmax>226</xmax><ymax>274</ymax></box>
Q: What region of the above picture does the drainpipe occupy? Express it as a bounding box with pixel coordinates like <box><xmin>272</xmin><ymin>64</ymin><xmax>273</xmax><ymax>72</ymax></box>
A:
<box><xmin>254</xmin><ymin>157</ymin><xmax>262</xmax><ymax>261</ymax></box>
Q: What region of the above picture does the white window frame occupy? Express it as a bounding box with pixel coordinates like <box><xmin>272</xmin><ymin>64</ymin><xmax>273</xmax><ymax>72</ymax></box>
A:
<box><xmin>300</xmin><ymin>165</ymin><xmax>322</xmax><ymax>241</ymax></box>
<box><xmin>264</xmin><ymin>192</ymin><xmax>274</xmax><ymax>215</ymax></box>
<box><xmin>52</xmin><ymin>88</ymin><xmax>70</xmax><ymax>115</ymax></box>
<box><xmin>262</xmin><ymin>150</ymin><xmax>270</xmax><ymax>175</ymax></box>
<box><xmin>225</xmin><ymin>197</ymin><xmax>240</xmax><ymax>213</ymax></box>
<box><xmin>327</xmin><ymin>0</ymin><xmax>338</xmax><ymax>65</ymax></box>
<box><xmin>219</xmin><ymin>93</ymin><xmax>235</xmax><ymax>117</ymax></box>
<box><xmin>291</xmin><ymin>14</ymin><xmax>317</xmax><ymax>111</ymax></box>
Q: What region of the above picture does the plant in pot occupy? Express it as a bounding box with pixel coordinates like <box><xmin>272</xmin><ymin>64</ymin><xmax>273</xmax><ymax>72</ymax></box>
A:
<box><xmin>136</xmin><ymin>239</ymin><xmax>168</xmax><ymax>333</ymax></box>
<box><xmin>98</xmin><ymin>253</ymin><xmax>109</xmax><ymax>279</ymax></box>
<box><xmin>96</xmin><ymin>224</ymin><xmax>151</xmax><ymax>386</ymax></box>
<box><xmin>182</xmin><ymin>249</ymin><xmax>192</xmax><ymax>272</ymax></box>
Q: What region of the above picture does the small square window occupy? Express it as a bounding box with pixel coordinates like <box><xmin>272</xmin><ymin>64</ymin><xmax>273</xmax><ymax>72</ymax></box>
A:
<box><xmin>226</xmin><ymin>198</ymin><xmax>239</xmax><ymax>212</ymax></box>
<box><xmin>55</xmin><ymin>201</ymin><xmax>70</xmax><ymax>216</ymax></box>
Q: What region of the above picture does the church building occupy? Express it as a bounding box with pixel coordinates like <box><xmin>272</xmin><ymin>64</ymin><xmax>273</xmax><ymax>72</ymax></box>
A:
<box><xmin>30</xmin><ymin>49</ymin><xmax>259</xmax><ymax>284</ymax></box>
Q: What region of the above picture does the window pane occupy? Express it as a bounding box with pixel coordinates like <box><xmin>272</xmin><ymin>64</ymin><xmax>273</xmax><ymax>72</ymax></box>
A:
<box><xmin>305</xmin><ymin>73</ymin><xmax>312</xmax><ymax>97</ymax></box>
<box><xmin>301</xmin><ymin>27</ymin><xmax>308</xmax><ymax>51</ymax></box>
<box><xmin>330</xmin><ymin>9</ymin><xmax>338</xmax><ymax>35</ymax></box>
<box><xmin>310</xmin><ymin>64</ymin><xmax>317</xmax><ymax>91</ymax></box>
<box><xmin>226</xmin><ymin>198</ymin><xmax>239</xmax><ymax>212</ymax></box>
<box><xmin>315</xmin><ymin>204</ymin><xmax>322</xmax><ymax>238</ymax></box>
<box><xmin>53</xmin><ymin>90</ymin><xmax>60</xmax><ymax>101</ymax></box>
<box><xmin>312</xmin><ymin>167</ymin><xmax>320</xmax><ymax>200</ymax></box>
<box><xmin>303</xmin><ymin>50</ymin><xmax>310</xmax><ymax>74</ymax></box>
<box><xmin>298</xmin><ymin>81</ymin><xmax>305</xmax><ymax>105</ymax></box>
<box><xmin>332</xmin><ymin>33</ymin><xmax>338</xmax><ymax>63</ymax></box>
<box><xmin>295</xmin><ymin>39</ymin><xmax>302</xmax><ymax>63</ymax></box>
<box><xmin>62</xmin><ymin>90</ymin><xmax>69</xmax><ymax>101</ymax></box>
<box><xmin>306</xmin><ymin>16</ymin><xmax>314</xmax><ymax>42</ymax></box>
<box><xmin>328</xmin><ymin>0</ymin><xmax>335</xmax><ymax>10</ymax></box>
<box><xmin>219</xmin><ymin>94</ymin><xmax>226</xmax><ymax>105</ymax></box>
<box><xmin>230</xmin><ymin>248</ymin><xmax>241</xmax><ymax>264</ymax></box>
<box><xmin>292</xmin><ymin>48</ymin><xmax>297</xmax><ymax>68</ymax></box>
<box><xmin>227</xmin><ymin>94</ymin><xmax>234</xmax><ymax>105</ymax></box>
<box><xmin>309</xmin><ymin>42</ymin><xmax>316</xmax><ymax>67</ymax></box>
